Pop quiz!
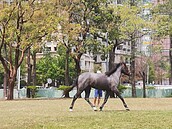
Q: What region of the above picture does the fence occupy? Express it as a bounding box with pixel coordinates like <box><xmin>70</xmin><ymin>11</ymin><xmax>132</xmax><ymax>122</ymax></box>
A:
<box><xmin>0</xmin><ymin>88</ymin><xmax>172</xmax><ymax>99</ymax></box>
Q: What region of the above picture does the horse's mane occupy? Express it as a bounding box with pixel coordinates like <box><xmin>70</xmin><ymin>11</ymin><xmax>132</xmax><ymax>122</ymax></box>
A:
<box><xmin>105</xmin><ymin>63</ymin><xmax>122</xmax><ymax>76</ymax></box>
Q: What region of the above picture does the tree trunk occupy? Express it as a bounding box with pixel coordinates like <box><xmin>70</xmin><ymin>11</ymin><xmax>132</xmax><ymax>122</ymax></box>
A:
<box><xmin>109</xmin><ymin>49</ymin><xmax>115</xmax><ymax>71</ymax></box>
<box><xmin>130</xmin><ymin>40</ymin><xmax>136</xmax><ymax>97</ymax></box>
<box><xmin>64</xmin><ymin>49</ymin><xmax>70</xmax><ymax>98</ymax></box>
<box><xmin>74</xmin><ymin>57</ymin><xmax>81</xmax><ymax>77</ymax></box>
<box><xmin>27</xmin><ymin>48</ymin><xmax>31</xmax><ymax>98</ymax></box>
<box><xmin>65</xmin><ymin>49</ymin><xmax>70</xmax><ymax>86</ymax></box>
<box><xmin>7</xmin><ymin>75</ymin><xmax>16</xmax><ymax>100</ymax></box>
<box><xmin>3</xmin><ymin>44</ymin><xmax>8</xmax><ymax>99</ymax></box>
<box><xmin>140</xmin><ymin>71</ymin><xmax>146</xmax><ymax>98</ymax></box>
<box><xmin>73</xmin><ymin>54</ymin><xmax>82</xmax><ymax>98</ymax></box>
<box><xmin>129</xmin><ymin>0</ymin><xmax>137</xmax><ymax>97</ymax></box>
<box><xmin>7</xmin><ymin>83</ymin><xmax>14</xmax><ymax>100</ymax></box>
<box><xmin>109</xmin><ymin>49</ymin><xmax>116</xmax><ymax>98</ymax></box>
<box><xmin>32</xmin><ymin>52</ymin><xmax>36</xmax><ymax>86</ymax></box>
<box><xmin>169</xmin><ymin>35</ymin><xmax>172</xmax><ymax>84</ymax></box>
<box><xmin>108</xmin><ymin>40</ymin><xmax>118</xmax><ymax>71</ymax></box>
<box><xmin>109</xmin><ymin>43</ymin><xmax>117</xmax><ymax>98</ymax></box>
<box><xmin>3</xmin><ymin>72</ymin><xmax>8</xmax><ymax>98</ymax></box>
<box><xmin>143</xmin><ymin>75</ymin><xmax>146</xmax><ymax>98</ymax></box>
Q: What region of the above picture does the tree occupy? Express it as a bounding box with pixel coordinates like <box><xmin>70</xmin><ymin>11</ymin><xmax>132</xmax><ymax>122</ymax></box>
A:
<box><xmin>51</xmin><ymin>0</ymin><xmax>106</xmax><ymax>77</ymax></box>
<box><xmin>119</xmin><ymin>2</ymin><xmax>154</xmax><ymax>97</ymax></box>
<box><xmin>36</xmin><ymin>46</ymin><xmax>76</xmax><ymax>87</ymax></box>
<box><xmin>0</xmin><ymin>0</ymin><xmax>55</xmax><ymax>100</ymax></box>
<box><xmin>59</xmin><ymin>7</ymin><xmax>81</xmax><ymax>82</ymax></box>
<box><xmin>66</xmin><ymin>0</ymin><xmax>105</xmax><ymax>76</ymax></box>
<box><xmin>0</xmin><ymin>1</ymin><xmax>34</xmax><ymax>99</ymax></box>
<box><xmin>91</xmin><ymin>2</ymin><xmax>126</xmax><ymax>70</ymax></box>
<box><xmin>28</xmin><ymin>0</ymin><xmax>61</xmax><ymax>86</ymax></box>
<box><xmin>153</xmin><ymin>0</ymin><xmax>172</xmax><ymax>84</ymax></box>
<box><xmin>36</xmin><ymin>53</ymin><xmax>64</xmax><ymax>86</ymax></box>
<box><xmin>97</xmin><ymin>2</ymin><xmax>151</xmax><ymax>97</ymax></box>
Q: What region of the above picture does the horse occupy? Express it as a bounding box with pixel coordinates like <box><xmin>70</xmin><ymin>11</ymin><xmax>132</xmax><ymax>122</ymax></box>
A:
<box><xmin>68</xmin><ymin>62</ymin><xmax>131</xmax><ymax>111</ymax></box>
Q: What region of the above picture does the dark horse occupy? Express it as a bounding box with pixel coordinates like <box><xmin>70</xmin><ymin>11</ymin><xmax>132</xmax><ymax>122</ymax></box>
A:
<box><xmin>68</xmin><ymin>62</ymin><xmax>130</xmax><ymax>111</ymax></box>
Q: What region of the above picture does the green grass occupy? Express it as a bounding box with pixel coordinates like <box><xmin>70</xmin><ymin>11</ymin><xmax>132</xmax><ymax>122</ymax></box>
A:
<box><xmin>0</xmin><ymin>98</ymin><xmax>172</xmax><ymax>129</ymax></box>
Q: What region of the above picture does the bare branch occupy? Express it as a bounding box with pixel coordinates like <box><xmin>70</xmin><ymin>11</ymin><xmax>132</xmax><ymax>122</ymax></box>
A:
<box><xmin>4</xmin><ymin>6</ymin><xmax>16</xmax><ymax>26</ymax></box>
<box><xmin>0</xmin><ymin>54</ymin><xmax>10</xmax><ymax>73</ymax></box>
<box><xmin>18</xmin><ymin>47</ymin><xmax>29</xmax><ymax>67</ymax></box>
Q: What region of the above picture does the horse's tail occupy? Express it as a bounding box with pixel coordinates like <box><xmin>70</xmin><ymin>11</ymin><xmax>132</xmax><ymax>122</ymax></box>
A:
<box><xmin>68</xmin><ymin>77</ymin><xmax>78</xmax><ymax>92</ymax></box>
<box><xmin>62</xmin><ymin>77</ymin><xmax>78</xmax><ymax>98</ymax></box>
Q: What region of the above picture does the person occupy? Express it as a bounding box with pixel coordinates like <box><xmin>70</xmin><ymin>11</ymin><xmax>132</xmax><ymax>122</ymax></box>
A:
<box><xmin>93</xmin><ymin>70</ymin><xmax>103</xmax><ymax>107</ymax></box>
<box><xmin>94</xmin><ymin>89</ymin><xmax>102</xmax><ymax>107</ymax></box>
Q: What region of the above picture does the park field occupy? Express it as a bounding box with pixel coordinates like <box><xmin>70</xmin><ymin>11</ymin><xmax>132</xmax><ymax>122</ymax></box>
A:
<box><xmin>0</xmin><ymin>98</ymin><xmax>172</xmax><ymax>129</ymax></box>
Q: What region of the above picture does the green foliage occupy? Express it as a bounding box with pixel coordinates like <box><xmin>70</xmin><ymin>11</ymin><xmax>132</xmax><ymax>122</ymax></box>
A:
<box><xmin>148</xmin><ymin>62</ymin><xmax>155</xmax><ymax>84</ymax></box>
<box><xmin>57</xmin><ymin>85</ymin><xmax>72</xmax><ymax>91</ymax></box>
<box><xmin>27</xmin><ymin>86</ymin><xmax>37</xmax><ymax>90</ymax></box>
<box><xmin>118</xmin><ymin>84</ymin><xmax>127</xmax><ymax>93</ymax></box>
<box><xmin>36</xmin><ymin>46</ymin><xmax>76</xmax><ymax>85</ymax></box>
<box><xmin>0</xmin><ymin>73</ymin><xmax>3</xmax><ymax>87</ymax></box>
<box><xmin>36</xmin><ymin>54</ymin><xmax>64</xmax><ymax>85</ymax></box>
<box><xmin>20</xmin><ymin>80</ymin><xmax>27</xmax><ymax>88</ymax></box>
<box><xmin>56</xmin><ymin>45</ymin><xmax>76</xmax><ymax>81</ymax></box>
<box><xmin>152</xmin><ymin>0</ymin><xmax>172</xmax><ymax>38</ymax></box>
<box><xmin>166</xmin><ymin>92</ymin><xmax>172</xmax><ymax>97</ymax></box>
<box><xmin>146</xmin><ymin>86</ymin><xmax>155</xmax><ymax>89</ymax></box>
<box><xmin>27</xmin><ymin>86</ymin><xmax>38</xmax><ymax>98</ymax></box>
<box><xmin>0</xmin><ymin>64</ymin><xmax>4</xmax><ymax>85</ymax></box>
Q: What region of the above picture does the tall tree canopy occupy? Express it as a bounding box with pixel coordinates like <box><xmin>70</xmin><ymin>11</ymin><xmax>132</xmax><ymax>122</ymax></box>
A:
<box><xmin>0</xmin><ymin>0</ymin><xmax>60</xmax><ymax>99</ymax></box>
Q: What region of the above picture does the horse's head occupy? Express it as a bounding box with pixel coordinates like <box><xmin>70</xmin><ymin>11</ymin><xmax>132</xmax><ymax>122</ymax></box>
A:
<box><xmin>121</xmin><ymin>62</ymin><xmax>131</xmax><ymax>76</ymax></box>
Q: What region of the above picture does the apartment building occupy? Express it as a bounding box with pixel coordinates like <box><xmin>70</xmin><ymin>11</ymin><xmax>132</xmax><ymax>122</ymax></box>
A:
<box><xmin>34</xmin><ymin>39</ymin><xmax>95</xmax><ymax>72</ymax></box>
<box><xmin>0</xmin><ymin>0</ymin><xmax>13</xmax><ymax>4</ymax></box>
<box><xmin>139</xmin><ymin>0</ymin><xmax>171</xmax><ymax>84</ymax></box>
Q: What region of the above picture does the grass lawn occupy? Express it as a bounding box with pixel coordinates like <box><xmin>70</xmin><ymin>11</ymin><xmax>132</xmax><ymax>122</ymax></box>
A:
<box><xmin>0</xmin><ymin>98</ymin><xmax>172</xmax><ymax>129</ymax></box>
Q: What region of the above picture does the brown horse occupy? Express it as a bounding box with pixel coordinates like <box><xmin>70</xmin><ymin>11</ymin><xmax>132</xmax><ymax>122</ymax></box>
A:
<box><xmin>69</xmin><ymin>62</ymin><xmax>130</xmax><ymax>111</ymax></box>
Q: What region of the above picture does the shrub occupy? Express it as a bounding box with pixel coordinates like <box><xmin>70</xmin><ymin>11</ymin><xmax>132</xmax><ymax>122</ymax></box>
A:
<box><xmin>146</xmin><ymin>86</ymin><xmax>155</xmax><ymax>89</ymax></box>
<box><xmin>118</xmin><ymin>84</ymin><xmax>127</xmax><ymax>93</ymax></box>
<box><xmin>57</xmin><ymin>85</ymin><xmax>72</xmax><ymax>98</ymax></box>
<box><xmin>27</xmin><ymin>86</ymin><xmax>38</xmax><ymax>98</ymax></box>
<box><xmin>57</xmin><ymin>85</ymin><xmax>72</xmax><ymax>91</ymax></box>
<box><xmin>165</xmin><ymin>93</ymin><xmax>172</xmax><ymax>98</ymax></box>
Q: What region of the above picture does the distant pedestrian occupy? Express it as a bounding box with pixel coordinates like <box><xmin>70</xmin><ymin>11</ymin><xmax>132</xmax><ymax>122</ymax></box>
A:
<box><xmin>93</xmin><ymin>70</ymin><xmax>102</xmax><ymax>107</ymax></box>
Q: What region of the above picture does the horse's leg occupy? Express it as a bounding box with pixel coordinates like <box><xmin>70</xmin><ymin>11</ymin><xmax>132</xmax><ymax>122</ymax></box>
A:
<box><xmin>84</xmin><ymin>87</ymin><xmax>97</xmax><ymax>111</ymax></box>
<box><xmin>99</xmin><ymin>91</ymin><xmax>110</xmax><ymax>111</ymax></box>
<box><xmin>69</xmin><ymin>90</ymin><xmax>83</xmax><ymax>111</ymax></box>
<box><xmin>113</xmin><ymin>88</ymin><xmax>130</xmax><ymax>111</ymax></box>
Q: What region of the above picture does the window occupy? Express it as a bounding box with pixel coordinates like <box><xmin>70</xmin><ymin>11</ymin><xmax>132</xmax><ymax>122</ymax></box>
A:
<box><xmin>117</xmin><ymin>0</ymin><xmax>122</xmax><ymax>4</ymax></box>
<box><xmin>44</xmin><ymin>47</ymin><xmax>51</xmax><ymax>52</ymax></box>
<box><xmin>117</xmin><ymin>45</ymin><xmax>122</xmax><ymax>50</ymax></box>
<box><xmin>128</xmin><ymin>42</ymin><xmax>131</xmax><ymax>46</ymax></box>
<box><xmin>125</xmin><ymin>58</ymin><xmax>128</xmax><ymax>63</ymax></box>
<box><xmin>123</xmin><ymin>48</ymin><xmax>126</xmax><ymax>51</ymax></box>
<box><xmin>94</xmin><ymin>56</ymin><xmax>97</xmax><ymax>62</ymax></box>
<box><xmin>54</xmin><ymin>47</ymin><xmax>57</xmax><ymax>51</ymax></box>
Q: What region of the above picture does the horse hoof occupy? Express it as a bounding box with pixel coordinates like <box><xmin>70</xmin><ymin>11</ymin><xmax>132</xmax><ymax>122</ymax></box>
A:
<box><xmin>69</xmin><ymin>109</ymin><xmax>73</xmax><ymax>112</ymax></box>
<box><xmin>126</xmin><ymin>108</ymin><xmax>130</xmax><ymax>111</ymax></box>
<box><xmin>93</xmin><ymin>107</ymin><xmax>97</xmax><ymax>111</ymax></box>
<box><xmin>100</xmin><ymin>107</ymin><xmax>103</xmax><ymax>111</ymax></box>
